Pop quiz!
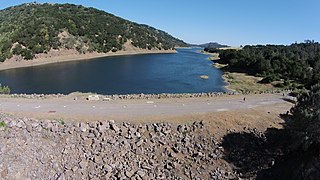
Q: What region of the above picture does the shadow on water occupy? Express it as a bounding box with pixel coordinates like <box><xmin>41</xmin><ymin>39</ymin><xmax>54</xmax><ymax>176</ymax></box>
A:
<box><xmin>221</xmin><ymin>114</ymin><xmax>320</xmax><ymax>179</ymax></box>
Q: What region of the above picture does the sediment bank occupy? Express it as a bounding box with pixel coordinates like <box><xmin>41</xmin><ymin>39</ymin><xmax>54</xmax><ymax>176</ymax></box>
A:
<box><xmin>0</xmin><ymin>49</ymin><xmax>176</xmax><ymax>71</ymax></box>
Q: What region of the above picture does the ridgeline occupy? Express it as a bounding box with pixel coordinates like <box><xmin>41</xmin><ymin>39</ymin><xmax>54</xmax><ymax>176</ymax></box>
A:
<box><xmin>0</xmin><ymin>3</ymin><xmax>187</xmax><ymax>61</ymax></box>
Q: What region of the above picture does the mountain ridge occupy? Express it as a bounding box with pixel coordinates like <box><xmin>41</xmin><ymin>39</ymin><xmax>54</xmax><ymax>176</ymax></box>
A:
<box><xmin>198</xmin><ymin>42</ymin><xmax>229</xmax><ymax>49</ymax></box>
<box><xmin>0</xmin><ymin>3</ymin><xmax>187</xmax><ymax>62</ymax></box>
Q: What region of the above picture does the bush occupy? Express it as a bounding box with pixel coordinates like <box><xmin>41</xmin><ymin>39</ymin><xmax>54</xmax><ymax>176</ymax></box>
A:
<box><xmin>0</xmin><ymin>121</ymin><xmax>6</xmax><ymax>128</ymax></box>
<box><xmin>289</xmin><ymin>83</ymin><xmax>320</xmax><ymax>147</ymax></box>
<box><xmin>259</xmin><ymin>74</ymin><xmax>278</xmax><ymax>84</ymax></box>
<box><xmin>0</xmin><ymin>84</ymin><xmax>11</xmax><ymax>94</ymax></box>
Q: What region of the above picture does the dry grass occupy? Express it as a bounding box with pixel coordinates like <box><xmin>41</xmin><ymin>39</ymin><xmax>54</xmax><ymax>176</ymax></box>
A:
<box><xmin>204</xmin><ymin>51</ymin><xmax>280</xmax><ymax>93</ymax></box>
<box><xmin>137</xmin><ymin>102</ymin><xmax>291</xmax><ymax>139</ymax></box>
<box><xmin>218</xmin><ymin>47</ymin><xmax>242</xmax><ymax>50</ymax></box>
<box><xmin>223</xmin><ymin>72</ymin><xmax>280</xmax><ymax>93</ymax></box>
<box><xmin>212</xmin><ymin>62</ymin><xmax>228</xmax><ymax>69</ymax></box>
<box><xmin>207</xmin><ymin>53</ymin><xmax>220</xmax><ymax>60</ymax></box>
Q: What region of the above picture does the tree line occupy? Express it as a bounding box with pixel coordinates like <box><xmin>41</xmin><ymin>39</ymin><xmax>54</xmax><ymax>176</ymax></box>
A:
<box><xmin>207</xmin><ymin>41</ymin><xmax>320</xmax><ymax>89</ymax></box>
<box><xmin>206</xmin><ymin>42</ymin><xmax>320</xmax><ymax>178</ymax></box>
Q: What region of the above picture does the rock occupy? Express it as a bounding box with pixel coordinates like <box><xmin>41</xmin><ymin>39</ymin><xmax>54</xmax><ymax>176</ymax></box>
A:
<box><xmin>200</xmin><ymin>75</ymin><xmax>209</xmax><ymax>80</ymax></box>
<box><xmin>79</xmin><ymin>159</ymin><xmax>88</xmax><ymax>169</ymax></box>
<box><xmin>31</xmin><ymin>122</ymin><xmax>40</xmax><ymax>128</ymax></box>
<box><xmin>97</xmin><ymin>121</ymin><xmax>108</xmax><ymax>133</ymax></box>
<box><xmin>125</xmin><ymin>170</ymin><xmax>135</xmax><ymax>178</ymax></box>
<box><xmin>142</xmin><ymin>165</ymin><xmax>152</xmax><ymax>170</ymax></box>
<box><xmin>154</xmin><ymin>124</ymin><xmax>161</xmax><ymax>132</ymax></box>
<box><xmin>110</xmin><ymin>124</ymin><xmax>120</xmax><ymax>133</ymax></box>
<box><xmin>136</xmin><ymin>139</ymin><xmax>144</xmax><ymax>147</ymax></box>
<box><xmin>16</xmin><ymin>121</ymin><xmax>26</xmax><ymax>128</ymax></box>
<box><xmin>162</xmin><ymin>129</ymin><xmax>171</xmax><ymax>135</ymax></box>
<box><xmin>164</xmin><ymin>162</ymin><xmax>173</xmax><ymax>170</ymax></box>
<box><xmin>158</xmin><ymin>139</ymin><xmax>166</xmax><ymax>145</ymax></box>
<box><xmin>104</xmin><ymin>164</ymin><xmax>113</xmax><ymax>172</ymax></box>
<box><xmin>136</xmin><ymin>170</ymin><xmax>146</xmax><ymax>178</ymax></box>
<box><xmin>136</xmin><ymin>132</ymin><xmax>142</xmax><ymax>138</ymax></box>
<box><xmin>209</xmin><ymin>153</ymin><xmax>218</xmax><ymax>159</ymax></box>
<box><xmin>0</xmin><ymin>113</ymin><xmax>239</xmax><ymax>179</ymax></box>
<box><xmin>72</xmin><ymin>166</ymin><xmax>78</xmax><ymax>172</ymax></box>
<box><xmin>80</xmin><ymin>123</ymin><xmax>89</xmax><ymax>132</ymax></box>
<box><xmin>172</xmin><ymin>146</ymin><xmax>179</xmax><ymax>153</ymax></box>
<box><xmin>93</xmin><ymin>156</ymin><xmax>103</xmax><ymax>165</ymax></box>
<box><xmin>8</xmin><ymin>120</ymin><xmax>17</xmax><ymax>127</ymax></box>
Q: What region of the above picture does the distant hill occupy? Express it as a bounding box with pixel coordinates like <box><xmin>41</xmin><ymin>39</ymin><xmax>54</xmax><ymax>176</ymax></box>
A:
<box><xmin>0</xmin><ymin>3</ymin><xmax>187</xmax><ymax>61</ymax></box>
<box><xmin>198</xmin><ymin>42</ymin><xmax>229</xmax><ymax>49</ymax></box>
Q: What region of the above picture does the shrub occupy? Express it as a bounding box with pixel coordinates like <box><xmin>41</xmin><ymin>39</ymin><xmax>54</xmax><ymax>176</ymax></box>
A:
<box><xmin>0</xmin><ymin>121</ymin><xmax>6</xmax><ymax>128</ymax></box>
<box><xmin>0</xmin><ymin>84</ymin><xmax>11</xmax><ymax>94</ymax></box>
<box><xmin>289</xmin><ymin>83</ymin><xmax>320</xmax><ymax>147</ymax></box>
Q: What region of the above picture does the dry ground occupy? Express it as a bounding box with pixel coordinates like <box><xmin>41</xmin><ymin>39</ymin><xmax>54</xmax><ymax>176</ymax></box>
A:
<box><xmin>0</xmin><ymin>93</ymin><xmax>293</xmax><ymax>138</ymax></box>
<box><xmin>223</xmin><ymin>72</ymin><xmax>281</xmax><ymax>93</ymax></box>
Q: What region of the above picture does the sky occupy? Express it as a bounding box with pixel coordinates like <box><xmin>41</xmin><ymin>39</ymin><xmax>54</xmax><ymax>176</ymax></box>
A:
<box><xmin>0</xmin><ymin>0</ymin><xmax>319</xmax><ymax>46</ymax></box>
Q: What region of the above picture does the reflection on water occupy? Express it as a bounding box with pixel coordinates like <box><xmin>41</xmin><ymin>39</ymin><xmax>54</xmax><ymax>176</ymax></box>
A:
<box><xmin>0</xmin><ymin>48</ymin><xmax>227</xmax><ymax>94</ymax></box>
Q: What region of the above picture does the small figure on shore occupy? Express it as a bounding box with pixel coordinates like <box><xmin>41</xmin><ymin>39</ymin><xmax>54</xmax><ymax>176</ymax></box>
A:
<box><xmin>243</xmin><ymin>97</ymin><xmax>246</xmax><ymax>102</ymax></box>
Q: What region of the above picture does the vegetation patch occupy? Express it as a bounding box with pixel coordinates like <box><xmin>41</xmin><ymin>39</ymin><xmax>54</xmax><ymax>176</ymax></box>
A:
<box><xmin>223</xmin><ymin>72</ymin><xmax>280</xmax><ymax>93</ymax></box>
<box><xmin>0</xmin><ymin>3</ymin><xmax>187</xmax><ymax>61</ymax></box>
<box><xmin>57</xmin><ymin>119</ymin><xmax>65</xmax><ymax>125</ymax></box>
<box><xmin>216</xmin><ymin>41</ymin><xmax>320</xmax><ymax>90</ymax></box>
<box><xmin>0</xmin><ymin>121</ymin><xmax>6</xmax><ymax>128</ymax></box>
<box><xmin>0</xmin><ymin>84</ymin><xmax>10</xmax><ymax>94</ymax></box>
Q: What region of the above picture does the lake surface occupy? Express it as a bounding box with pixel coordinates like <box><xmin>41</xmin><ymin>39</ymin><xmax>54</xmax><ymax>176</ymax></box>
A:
<box><xmin>0</xmin><ymin>48</ymin><xmax>227</xmax><ymax>94</ymax></box>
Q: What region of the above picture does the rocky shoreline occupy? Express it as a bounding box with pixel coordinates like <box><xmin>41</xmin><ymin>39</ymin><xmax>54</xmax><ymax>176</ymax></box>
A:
<box><xmin>7</xmin><ymin>89</ymin><xmax>294</xmax><ymax>100</ymax></box>
<box><xmin>0</xmin><ymin>114</ymin><xmax>240</xmax><ymax>179</ymax></box>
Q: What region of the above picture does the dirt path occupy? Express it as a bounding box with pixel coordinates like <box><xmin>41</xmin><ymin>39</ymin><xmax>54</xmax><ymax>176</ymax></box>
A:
<box><xmin>0</xmin><ymin>94</ymin><xmax>293</xmax><ymax>123</ymax></box>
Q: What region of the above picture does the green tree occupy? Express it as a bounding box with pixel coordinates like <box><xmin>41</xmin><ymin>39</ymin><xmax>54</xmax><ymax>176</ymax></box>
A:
<box><xmin>0</xmin><ymin>3</ymin><xmax>187</xmax><ymax>61</ymax></box>
<box><xmin>21</xmin><ymin>49</ymin><xmax>34</xmax><ymax>60</ymax></box>
<box><xmin>289</xmin><ymin>83</ymin><xmax>320</xmax><ymax>148</ymax></box>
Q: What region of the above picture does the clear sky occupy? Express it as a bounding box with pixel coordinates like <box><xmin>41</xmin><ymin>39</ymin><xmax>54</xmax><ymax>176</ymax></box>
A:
<box><xmin>1</xmin><ymin>0</ymin><xmax>319</xmax><ymax>46</ymax></box>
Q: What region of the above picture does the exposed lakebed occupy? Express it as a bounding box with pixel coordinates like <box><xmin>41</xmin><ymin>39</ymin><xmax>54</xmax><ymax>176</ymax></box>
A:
<box><xmin>0</xmin><ymin>48</ymin><xmax>227</xmax><ymax>94</ymax></box>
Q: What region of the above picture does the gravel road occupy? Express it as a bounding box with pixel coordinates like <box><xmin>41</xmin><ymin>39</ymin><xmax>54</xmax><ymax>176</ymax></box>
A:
<box><xmin>0</xmin><ymin>93</ymin><xmax>291</xmax><ymax>121</ymax></box>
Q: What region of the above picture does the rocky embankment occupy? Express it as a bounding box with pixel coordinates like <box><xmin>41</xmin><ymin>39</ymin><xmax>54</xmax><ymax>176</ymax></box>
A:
<box><xmin>0</xmin><ymin>114</ymin><xmax>239</xmax><ymax>179</ymax></box>
<box><xmin>8</xmin><ymin>89</ymin><xmax>292</xmax><ymax>100</ymax></box>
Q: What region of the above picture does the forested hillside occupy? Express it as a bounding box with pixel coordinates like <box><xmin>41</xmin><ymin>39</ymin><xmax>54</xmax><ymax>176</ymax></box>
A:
<box><xmin>0</xmin><ymin>3</ymin><xmax>187</xmax><ymax>61</ymax></box>
<box><xmin>215</xmin><ymin>41</ymin><xmax>320</xmax><ymax>88</ymax></box>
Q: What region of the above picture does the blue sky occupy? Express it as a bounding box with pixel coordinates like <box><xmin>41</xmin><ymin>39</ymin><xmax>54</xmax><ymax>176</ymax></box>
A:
<box><xmin>1</xmin><ymin>0</ymin><xmax>319</xmax><ymax>46</ymax></box>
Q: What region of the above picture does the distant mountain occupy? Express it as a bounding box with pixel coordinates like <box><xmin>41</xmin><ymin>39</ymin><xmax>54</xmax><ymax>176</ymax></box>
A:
<box><xmin>198</xmin><ymin>42</ymin><xmax>229</xmax><ymax>49</ymax></box>
<box><xmin>0</xmin><ymin>3</ymin><xmax>187</xmax><ymax>61</ymax></box>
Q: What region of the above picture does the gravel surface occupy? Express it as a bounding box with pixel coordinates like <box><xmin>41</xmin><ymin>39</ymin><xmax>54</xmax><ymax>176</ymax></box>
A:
<box><xmin>0</xmin><ymin>115</ymin><xmax>238</xmax><ymax>179</ymax></box>
<box><xmin>0</xmin><ymin>93</ymin><xmax>289</xmax><ymax>121</ymax></box>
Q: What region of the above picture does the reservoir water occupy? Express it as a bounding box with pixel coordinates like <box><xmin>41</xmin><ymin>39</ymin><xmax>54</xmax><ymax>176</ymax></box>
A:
<box><xmin>0</xmin><ymin>48</ymin><xmax>227</xmax><ymax>94</ymax></box>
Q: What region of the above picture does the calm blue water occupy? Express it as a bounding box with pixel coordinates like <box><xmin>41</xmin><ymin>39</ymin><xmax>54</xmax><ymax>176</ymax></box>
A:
<box><xmin>0</xmin><ymin>48</ymin><xmax>227</xmax><ymax>94</ymax></box>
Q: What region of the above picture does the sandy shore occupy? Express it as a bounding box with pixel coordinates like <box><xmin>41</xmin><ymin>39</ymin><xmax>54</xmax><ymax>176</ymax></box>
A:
<box><xmin>0</xmin><ymin>49</ymin><xmax>176</xmax><ymax>71</ymax></box>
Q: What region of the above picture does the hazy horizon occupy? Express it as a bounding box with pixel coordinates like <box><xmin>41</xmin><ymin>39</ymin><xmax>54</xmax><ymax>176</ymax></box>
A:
<box><xmin>1</xmin><ymin>0</ymin><xmax>319</xmax><ymax>46</ymax></box>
